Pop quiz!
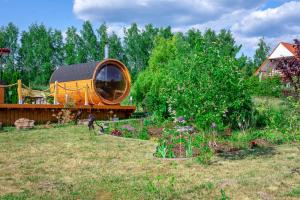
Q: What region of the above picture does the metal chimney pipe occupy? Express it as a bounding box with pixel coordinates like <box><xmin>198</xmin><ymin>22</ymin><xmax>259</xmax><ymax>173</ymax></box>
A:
<box><xmin>104</xmin><ymin>43</ymin><xmax>109</xmax><ymax>59</ymax></box>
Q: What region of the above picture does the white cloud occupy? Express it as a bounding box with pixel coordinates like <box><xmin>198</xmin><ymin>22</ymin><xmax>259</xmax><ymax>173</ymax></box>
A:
<box><xmin>73</xmin><ymin>0</ymin><xmax>264</xmax><ymax>26</ymax></box>
<box><xmin>73</xmin><ymin>0</ymin><xmax>300</xmax><ymax>56</ymax></box>
<box><xmin>232</xmin><ymin>1</ymin><xmax>300</xmax><ymax>37</ymax></box>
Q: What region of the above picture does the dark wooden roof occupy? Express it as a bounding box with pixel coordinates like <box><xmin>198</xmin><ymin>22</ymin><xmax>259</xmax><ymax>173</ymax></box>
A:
<box><xmin>50</xmin><ymin>62</ymin><xmax>99</xmax><ymax>83</ymax></box>
<box><xmin>0</xmin><ymin>80</ymin><xmax>6</xmax><ymax>85</ymax></box>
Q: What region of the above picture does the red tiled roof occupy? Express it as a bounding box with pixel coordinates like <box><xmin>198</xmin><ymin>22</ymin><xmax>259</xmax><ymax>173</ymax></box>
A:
<box><xmin>281</xmin><ymin>42</ymin><xmax>296</xmax><ymax>56</ymax></box>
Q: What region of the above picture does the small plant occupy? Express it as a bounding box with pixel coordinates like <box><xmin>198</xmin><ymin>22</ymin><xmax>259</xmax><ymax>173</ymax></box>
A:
<box><xmin>185</xmin><ymin>136</ymin><xmax>193</xmax><ymax>157</ymax></box>
<box><xmin>138</xmin><ymin>129</ymin><xmax>150</xmax><ymax>140</ymax></box>
<box><xmin>123</xmin><ymin>131</ymin><xmax>133</xmax><ymax>138</ymax></box>
<box><xmin>46</xmin><ymin>96</ymin><xmax>54</xmax><ymax>104</ymax></box>
<box><xmin>196</xmin><ymin>145</ymin><xmax>213</xmax><ymax>165</ymax></box>
<box><xmin>220</xmin><ymin>189</ymin><xmax>230</xmax><ymax>200</ymax></box>
<box><xmin>156</xmin><ymin>142</ymin><xmax>167</xmax><ymax>158</ymax></box>
<box><xmin>287</xmin><ymin>184</ymin><xmax>300</xmax><ymax>197</ymax></box>
<box><xmin>111</xmin><ymin>129</ymin><xmax>123</xmax><ymax>137</ymax></box>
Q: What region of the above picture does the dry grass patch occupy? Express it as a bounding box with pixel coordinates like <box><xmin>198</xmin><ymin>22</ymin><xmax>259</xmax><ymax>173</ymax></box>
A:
<box><xmin>1</xmin><ymin>125</ymin><xmax>300</xmax><ymax>199</ymax></box>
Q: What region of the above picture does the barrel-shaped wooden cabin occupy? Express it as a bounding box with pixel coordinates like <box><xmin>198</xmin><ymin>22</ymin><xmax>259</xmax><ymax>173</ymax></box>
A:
<box><xmin>0</xmin><ymin>80</ymin><xmax>6</xmax><ymax>104</ymax></box>
<box><xmin>50</xmin><ymin>59</ymin><xmax>131</xmax><ymax>105</ymax></box>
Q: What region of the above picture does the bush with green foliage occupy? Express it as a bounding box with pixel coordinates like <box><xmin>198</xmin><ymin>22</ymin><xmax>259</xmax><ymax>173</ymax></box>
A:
<box><xmin>245</xmin><ymin>76</ymin><xmax>282</xmax><ymax>97</ymax></box>
<box><xmin>133</xmin><ymin>30</ymin><xmax>253</xmax><ymax>130</ymax></box>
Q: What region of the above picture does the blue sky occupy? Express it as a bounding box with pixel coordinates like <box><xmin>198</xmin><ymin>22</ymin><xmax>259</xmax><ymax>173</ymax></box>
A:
<box><xmin>0</xmin><ymin>0</ymin><xmax>80</xmax><ymax>31</ymax></box>
<box><xmin>0</xmin><ymin>0</ymin><xmax>300</xmax><ymax>56</ymax></box>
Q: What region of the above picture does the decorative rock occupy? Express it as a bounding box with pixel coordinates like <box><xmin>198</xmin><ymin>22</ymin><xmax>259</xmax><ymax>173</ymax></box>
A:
<box><xmin>14</xmin><ymin>118</ymin><xmax>35</xmax><ymax>129</ymax></box>
<box><xmin>176</xmin><ymin>126</ymin><xmax>195</xmax><ymax>133</ymax></box>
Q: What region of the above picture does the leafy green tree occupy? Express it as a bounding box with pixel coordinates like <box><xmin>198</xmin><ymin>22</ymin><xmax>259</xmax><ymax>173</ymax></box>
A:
<box><xmin>50</xmin><ymin>30</ymin><xmax>64</xmax><ymax>67</ymax></box>
<box><xmin>185</xmin><ymin>29</ymin><xmax>202</xmax><ymax>47</ymax></box>
<box><xmin>124</xmin><ymin>23</ymin><xmax>160</xmax><ymax>80</ymax></box>
<box><xmin>134</xmin><ymin>30</ymin><xmax>253</xmax><ymax>130</ymax></box>
<box><xmin>64</xmin><ymin>26</ymin><xmax>86</xmax><ymax>64</ymax></box>
<box><xmin>108</xmin><ymin>32</ymin><xmax>125</xmax><ymax>62</ymax></box>
<box><xmin>18</xmin><ymin>24</ymin><xmax>54</xmax><ymax>85</ymax></box>
<box><xmin>217</xmin><ymin>29</ymin><xmax>241</xmax><ymax>57</ymax></box>
<box><xmin>124</xmin><ymin>23</ymin><xmax>143</xmax><ymax>80</ymax></box>
<box><xmin>97</xmin><ymin>23</ymin><xmax>108</xmax><ymax>60</ymax></box>
<box><xmin>1</xmin><ymin>23</ymin><xmax>19</xmax><ymax>78</ymax></box>
<box><xmin>140</xmin><ymin>24</ymin><xmax>159</xmax><ymax>68</ymax></box>
<box><xmin>64</xmin><ymin>26</ymin><xmax>77</xmax><ymax>65</ymax></box>
<box><xmin>254</xmin><ymin>38</ymin><xmax>270</xmax><ymax>67</ymax></box>
<box><xmin>81</xmin><ymin>21</ymin><xmax>99</xmax><ymax>61</ymax></box>
<box><xmin>0</xmin><ymin>23</ymin><xmax>19</xmax><ymax>103</ymax></box>
<box><xmin>244</xmin><ymin>57</ymin><xmax>256</xmax><ymax>77</ymax></box>
<box><xmin>0</xmin><ymin>29</ymin><xmax>4</xmax><ymax>47</ymax></box>
<box><xmin>234</xmin><ymin>53</ymin><xmax>256</xmax><ymax>77</ymax></box>
<box><xmin>158</xmin><ymin>26</ymin><xmax>173</xmax><ymax>39</ymax></box>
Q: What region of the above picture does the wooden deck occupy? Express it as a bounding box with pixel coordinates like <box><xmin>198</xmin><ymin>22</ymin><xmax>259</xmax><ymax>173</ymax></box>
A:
<box><xmin>0</xmin><ymin>104</ymin><xmax>136</xmax><ymax>126</ymax></box>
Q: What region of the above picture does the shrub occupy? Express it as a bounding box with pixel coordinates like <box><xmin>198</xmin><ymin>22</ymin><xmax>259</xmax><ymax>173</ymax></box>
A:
<box><xmin>133</xmin><ymin>32</ymin><xmax>253</xmax><ymax>130</ymax></box>
<box><xmin>252</xmin><ymin>96</ymin><xmax>300</xmax><ymax>141</ymax></box>
<box><xmin>196</xmin><ymin>145</ymin><xmax>213</xmax><ymax>165</ymax></box>
<box><xmin>245</xmin><ymin>76</ymin><xmax>282</xmax><ymax>97</ymax></box>
<box><xmin>138</xmin><ymin>128</ymin><xmax>150</xmax><ymax>140</ymax></box>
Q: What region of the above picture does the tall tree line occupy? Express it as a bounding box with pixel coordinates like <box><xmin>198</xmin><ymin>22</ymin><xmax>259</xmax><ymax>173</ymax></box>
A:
<box><xmin>0</xmin><ymin>21</ymin><xmax>174</xmax><ymax>87</ymax></box>
<box><xmin>0</xmin><ymin>21</ymin><xmax>269</xmax><ymax>88</ymax></box>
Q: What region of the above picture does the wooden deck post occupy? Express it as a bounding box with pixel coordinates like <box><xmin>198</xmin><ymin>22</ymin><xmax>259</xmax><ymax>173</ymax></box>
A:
<box><xmin>85</xmin><ymin>84</ymin><xmax>89</xmax><ymax>106</ymax></box>
<box><xmin>54</xmin><ymin>81</ymin><xmax>58</xmax><ymax>104</ymax></box>
<box><xmin>17</xmin><ymin>79</ymin><xmax>22</xmax><ymax>104</ymax></box>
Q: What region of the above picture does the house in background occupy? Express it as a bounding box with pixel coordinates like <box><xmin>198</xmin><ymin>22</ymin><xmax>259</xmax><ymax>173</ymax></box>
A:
<box><xmin>254</xmin><ymin>42</ymin><xmax>297</xmax><ymax>80</ymax></box>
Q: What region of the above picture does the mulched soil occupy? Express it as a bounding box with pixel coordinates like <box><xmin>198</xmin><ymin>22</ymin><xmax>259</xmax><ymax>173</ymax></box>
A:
<box><xmin>147</xmin><ymin>127</ymin><xmax>163</xmax><ymax>138</ymax></box>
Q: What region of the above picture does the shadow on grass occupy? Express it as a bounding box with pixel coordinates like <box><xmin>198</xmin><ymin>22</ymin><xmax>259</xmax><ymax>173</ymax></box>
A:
<box><xmin>217</xmin><ymin>146</ymin><xmax>276</xmax><ymax>160</ymax></box>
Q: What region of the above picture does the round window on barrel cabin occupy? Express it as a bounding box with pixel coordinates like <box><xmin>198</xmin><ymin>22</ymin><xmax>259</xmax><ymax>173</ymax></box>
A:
<box><xmin>94</xmin><ymin>63</ymin><xmax>127</xmax><ymax>103</ymax></box>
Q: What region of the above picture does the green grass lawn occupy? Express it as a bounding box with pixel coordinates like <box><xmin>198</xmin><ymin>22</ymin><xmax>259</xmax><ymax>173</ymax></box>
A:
<box><xmin>1</xmin><ymin>126</ymin><xmax>300</xmax><ymax>200</ymax></box>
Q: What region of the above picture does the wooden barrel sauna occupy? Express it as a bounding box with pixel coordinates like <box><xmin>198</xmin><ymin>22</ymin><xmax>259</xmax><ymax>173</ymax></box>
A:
<box><xmin>49</xmin><ymin>59</ymin><xmax>131</xmax><ymax>105</ymax></box>
<box><xmin>0</xmin><ymin>80</ymin><xmax>6</xmax><ymax>104</ymax></box>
